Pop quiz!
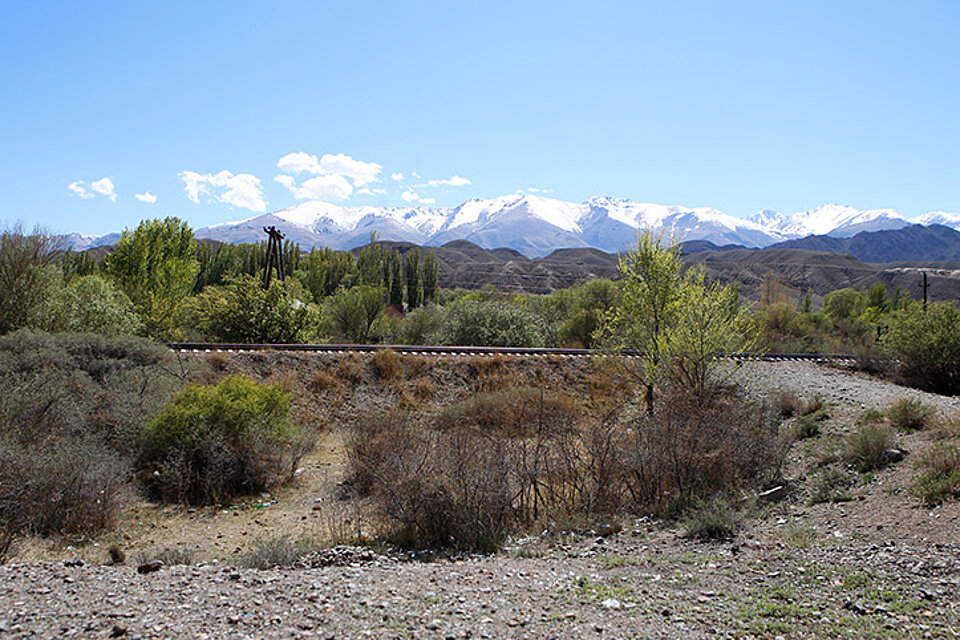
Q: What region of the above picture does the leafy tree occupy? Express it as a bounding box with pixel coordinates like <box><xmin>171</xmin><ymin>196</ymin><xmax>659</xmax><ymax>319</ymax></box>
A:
<box><xmin>325</xmin><ymin>285</ymin><xmax>386</xmax><ymax>343</ymax></box>
<box><xmin>296</xmin><ymin>247</ymin><xmax>355</xmax><ymax>301</ymax></box>
<box><xmin>193</xmin><ymin>274</ymin><xmax>311</xmax><ymax>343</ymax></box>
<box><xmin>823</xmin><ymin>288</ymin><xmax>862</xmax><ymax>320</ymax></box>
<box><xmin>557</xmin><ymin>278</ymin><xmax>620</xmax><ymax>348</ymax></box>
<box><xmin>0</xmin><ymin>226</ymin><xmax>62</xmax><ymax>335</ymax></box>
<box><xmin>103</xmin><ymin>218</ymin><xmax>200</xmax><ymax>339</ymax></box>
<box><xmin>884</xmin><ymin>302</ymin><xmax>960</xmax><ymax>395</ymax></box>
<box><xmin>42</xmin><ymin>274</ymin><xmax>144</xmax><ymax>336</ymax></box>
<box><xmin>405</xmin><ymin>248</ymin><xmax>422</xmax><ymax>309</ymax></box>
<box><xmin>356</xmin><ymin>235</ymin><xmax>384</xmax><ymax>288</ymax></box>
<box><xmin>389</xmin><ymin>250</ymin><xmax>403</xmax><ymax>305</ymax></box>
<box><xmin>439</xmin><ymin>299</ymin><xmax>547</xmax><ymax>347</ymax></box>
<box><xmin>597</xmin><ymin>231</ymin><xmax>751</xmax><ymax>408</ymax></box>
<box><xmin>422</xmin><ymin>250</ymin><xmax>439</xmax><ymax>304</ymax></box>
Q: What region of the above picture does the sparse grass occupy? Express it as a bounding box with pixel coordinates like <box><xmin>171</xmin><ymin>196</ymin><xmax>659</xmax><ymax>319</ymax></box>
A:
<box><xmin>911</xmin><ymin>442</ymin><xmax>960</xmax><ymax>506</ymax></box>
<box><xmin>133</xmin><ymin>546</ymin><xmax>198</xmax><ymax>567</ymax></box>
<box><xmin>800</xmin><ymin>395</ymin><xmax>828</xmax><ymax>419</ymax></box>
<box><xmin>239</xmin><ymin>535</ymin><xmax>317</xmax><ymax>569</ymax></box>
<box><xmin>856</xmin><ymin>409</ymin><xmax>886</xmax><ymax>426</ymax></box>
<box><xmin>886</xmin><ymin>397</ymin><xmax>935</xmax><ymax>432</ymax></box>
<box><xmin>846</xmin><ymin>423</ymin><xmax>897</xmax><ymax>473</ymax></box>
<box><xmin>682</xmin><ymin>499</ymin><xmax>740</xmax><ymax>540</ymax></box>
<box><xmin>791</xmin><ymin>395</ymin><xmax>830</xmax><ymax>440</ymax></box>
<box><xmin>778</xmin><ymin>524</ymin><xmax>818</xmax><ymax>549</ymax></box>
<box><xmin>572</xmin><ymin>576</ymin><xmax>634</xmax><ymax>602</ymax></box>
<box><xmin>808</xmin><ymin>468</ymin><xmax>854</xmax><ymax>505</ymax></box>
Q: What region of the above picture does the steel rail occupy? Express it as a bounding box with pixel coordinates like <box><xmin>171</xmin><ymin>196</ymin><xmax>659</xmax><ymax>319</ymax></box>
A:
<box><xmin>167</xmin><ymin>342</ymin><xmax>858</xmax><ymax>363</ymax></box>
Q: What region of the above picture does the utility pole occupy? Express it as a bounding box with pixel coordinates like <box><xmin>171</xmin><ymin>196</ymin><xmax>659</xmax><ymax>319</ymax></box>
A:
<box><xmin>262</xmin><ymin>225</ymin><xmax>286</xmax><ymax>288</ymax></box>
<box><xmin>920</xmin><ymin>271</ymin><xmax>928</xmax><ymax>313</ymax></box>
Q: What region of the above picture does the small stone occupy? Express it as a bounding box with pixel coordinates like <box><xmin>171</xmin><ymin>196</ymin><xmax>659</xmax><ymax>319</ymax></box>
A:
<box><xmin>600</xmin><ymin>598</ymin><xmax>621</xmax><ymax>609</ymax></box>
<box><xmin>884</xmin><ymin>449</ymin><xmax>905</xmax><ymax>463</ymax></box>
<box><xmin>63</xmin><ymin>558</ymin><xmax>84</xmax><ymax>568</ymax></box>
<box><xmin>425</xmin><ymin>620</ymin><xmax>441</xmax><ymax>630</ymax></box>
<box><xmin>110</xmin><ymin>625</ymin><xmax>128</xmax><ymax>637</ymax></box>
<box><xmin>137</xmin><ymin>561</ymin><xmax>163</xmax><ymax>575</ymax></box>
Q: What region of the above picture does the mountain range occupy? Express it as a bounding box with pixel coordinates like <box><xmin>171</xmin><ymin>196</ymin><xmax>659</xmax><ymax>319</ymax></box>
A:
<box><xmin>62</xmin><ymin>195</ymin><xmax>960</xmax><ymax>258</ymax></box>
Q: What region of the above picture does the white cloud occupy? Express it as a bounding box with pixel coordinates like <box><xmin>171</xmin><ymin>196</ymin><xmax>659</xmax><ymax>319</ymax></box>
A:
<box><xmin>276</xmin><ymin>151</ymin><xmax>383</xmax><ymax>201</ymax></box>
<box><xmin>275</xmin><ymin>174</ymin><xmax>353</xmax><ymax>201</ymax></box>
<box><xmin>276</xmin><ymin>152</ymin><xmax>320</xmax><ymax>175</ymax></box>
<box><xmin>135</xmin><ymin>191</ymin><xmax>157</xmax><ymax>204</ymax></box>
<box><xmin>526</xmin><ymin>187</ymin><xmax>553</xmax><ymax>194</ymax></box>
<box><xmin>178</xmin><ymin>170</ymin><xmax>267</xmax><ymax>212</ymax></box>
<box><xmin>90</xmin><ymin>177</ymin><xmax>117</xmax><ymax>202</ymax></box>
<box><xmin>400</xmin><ymin>190</ymin><xmax>436</xmax><ymax>205</ymax></box>
<box><xmin>391</xmin><ymin>172</ymin><xmax>404</xmax><ymax>182</ymax></box>
<box><xmin>68</xmin><ymin>177</ymin><xmax>116</xmax><ymax>201</ymax></box>
<box><xmin>277</xmin><ymin>151</ymin><xmax>380</xmax><ymax>185</ymax></box>
<box><xmin>425</xmin><ymin>175</ymin><xmax>471</xmax><ymax>188</ymax></box>
<box><xmin>68</xmin><ymin>181</ymin><xmax>94</xmax><ymax>199</ymax></box>
<box><xmin>356</xmin><ymin>188</ymin><xmax>387</xmax><ymax>196</ymax></box>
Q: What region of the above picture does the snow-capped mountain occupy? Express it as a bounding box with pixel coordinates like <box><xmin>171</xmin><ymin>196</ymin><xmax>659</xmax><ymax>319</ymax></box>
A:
<box><xmin>914</xmin><ymin>211</ymin><xmax>960</xmax><ymax>231</ymax></box>
<box><xmin>193</xmin><ymin>194</ymin><xmax>789</xmax><ymax>257</ymax></box>
<box><xmin>60</xmin><ymin>196</ymin><xmax>960</xmax><ymax>258</ymax></box>
<box><xmin>753</xmin><ymin>204</ymin><xmax>910</xmax><ymax>238</ymax></box>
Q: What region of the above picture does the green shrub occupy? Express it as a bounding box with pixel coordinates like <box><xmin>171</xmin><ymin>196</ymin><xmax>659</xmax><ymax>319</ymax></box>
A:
<box><xmin>886</xmin><ymin>397</ymin><xmax>935</xmax><ymax>432</ymax></box>
<box><xmin>846</xmin><ymin>424</ymin><xmax>896</xmax><ymax>472</ymax></box>
<box><xmin>41</xmin><ymin>275</ymin><xmax>143</xmax><ymax>336</ymax></box>
<box><xmin>139</xmin><ymin>374</ymin><xmax>310</xmax><ymax>505</ymax></box>
<box><xmin>808</xmin><ymin>468</ymin><xmax>854</xmax><ymax>505</ymax></box>
<box><xmin>193</xmin><ymin>274</ymin><xmax>311</xmax><ymax>344</ymax></box>
<box><xmin>439</xmin><ymin>300</ymin><xmax>547</xmax><ymax>347</ymax></box>
<box><xmin>885</xmin><ymin>302</ymin><xmax>960</xmax><ymax>395</ymax></box>
<box><xmin>911</xmin><ymin>443</ymin><xmax>960</xmax><ymax>506</ymax></box>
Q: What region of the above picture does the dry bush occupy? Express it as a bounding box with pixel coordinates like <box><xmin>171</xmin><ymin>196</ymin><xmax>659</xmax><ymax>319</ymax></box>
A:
<box><xmin>240</xmin><ymin>536</ymin><xmax>316</xmax><ymax>569</ymax></box>
<box><xmin>410</xmin><ymin>378</ymin><xmax>436</xmax><ymax>401</ymax></box>
<box><xmin>772</xmin><ymin>390</ymin><xmax>800</xmax><ymax>418</ymax></box>
<box><xmin>133</xmin><ymin>546</ymin><xmax>198</xmax><ymax>567</ymax></box>
<box><xmin>585</xmin><ymin>359</ymin><xmax>635</xmax><ymax>411</ymax></box>
<box><xmin>623</xmin><ymin>384</ymin><xmax>786</xmax><ymax>515</ymax></box>
<box><xmin>682</xmin><ymin>498</ymin><xmax>741</xmax><ymax>540</ymax></box>
<box><xmin>336</xmin><ymin>355</ymin><xmax>366</xmax><ymax>384</ymax></box>
<box><xmin>310</xmin><ymin>369</ymin><xmax>340</xmax><ymax>392</ymax></box>
<box><xmin>466</xmin><ymin>355</ymin><xmax>517</xmax><ymax>391</ymax></box>
<box><xmin>0</xmin><ymin>331</ymin><xmax>178</xmax><ymax>558</ymax></box>
<box><xmin>205</xmin><ymin>352</ymin><xmax>229</xmax><ymax>372</ymax></box>
<box><xmin>436</xmin><ymin>387</ymin><xmax>579</xmax><ymax>437</ymax></box>
<box><xmin>372</xmin><ymin>348</ymin><xmax>402</xmax><ymax>381</ymax></box>
<box><xmin>346</xmin><ymin>381</ymin><xmax>784</xmax><ymax>551</ymax></box>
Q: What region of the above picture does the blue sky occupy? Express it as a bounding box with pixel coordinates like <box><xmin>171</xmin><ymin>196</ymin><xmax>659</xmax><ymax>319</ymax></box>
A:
<box><xmin>1</xmin><ymin>1</ymin><xmax>958</xmax><ymax>235</ymax></box>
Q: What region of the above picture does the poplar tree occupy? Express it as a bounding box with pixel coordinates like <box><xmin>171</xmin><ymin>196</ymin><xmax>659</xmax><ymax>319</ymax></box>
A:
<box><xmin>405</xmin><ymin>248</ymin><xmax>421</xmax><ymax>309</ymax></box>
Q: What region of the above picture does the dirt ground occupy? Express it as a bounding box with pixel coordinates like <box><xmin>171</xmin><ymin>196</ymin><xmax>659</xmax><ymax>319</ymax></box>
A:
<box><xmin>3</xmin><ymin>353</ymin><xmax>960</xmax><ymax>638</ymax></box>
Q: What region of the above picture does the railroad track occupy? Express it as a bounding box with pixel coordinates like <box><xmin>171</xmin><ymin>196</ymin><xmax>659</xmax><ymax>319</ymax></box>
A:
<box><xmin>168</xmin><ymin>343</ymin><xmax>858</xmax><ymax>364</ymax></box>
